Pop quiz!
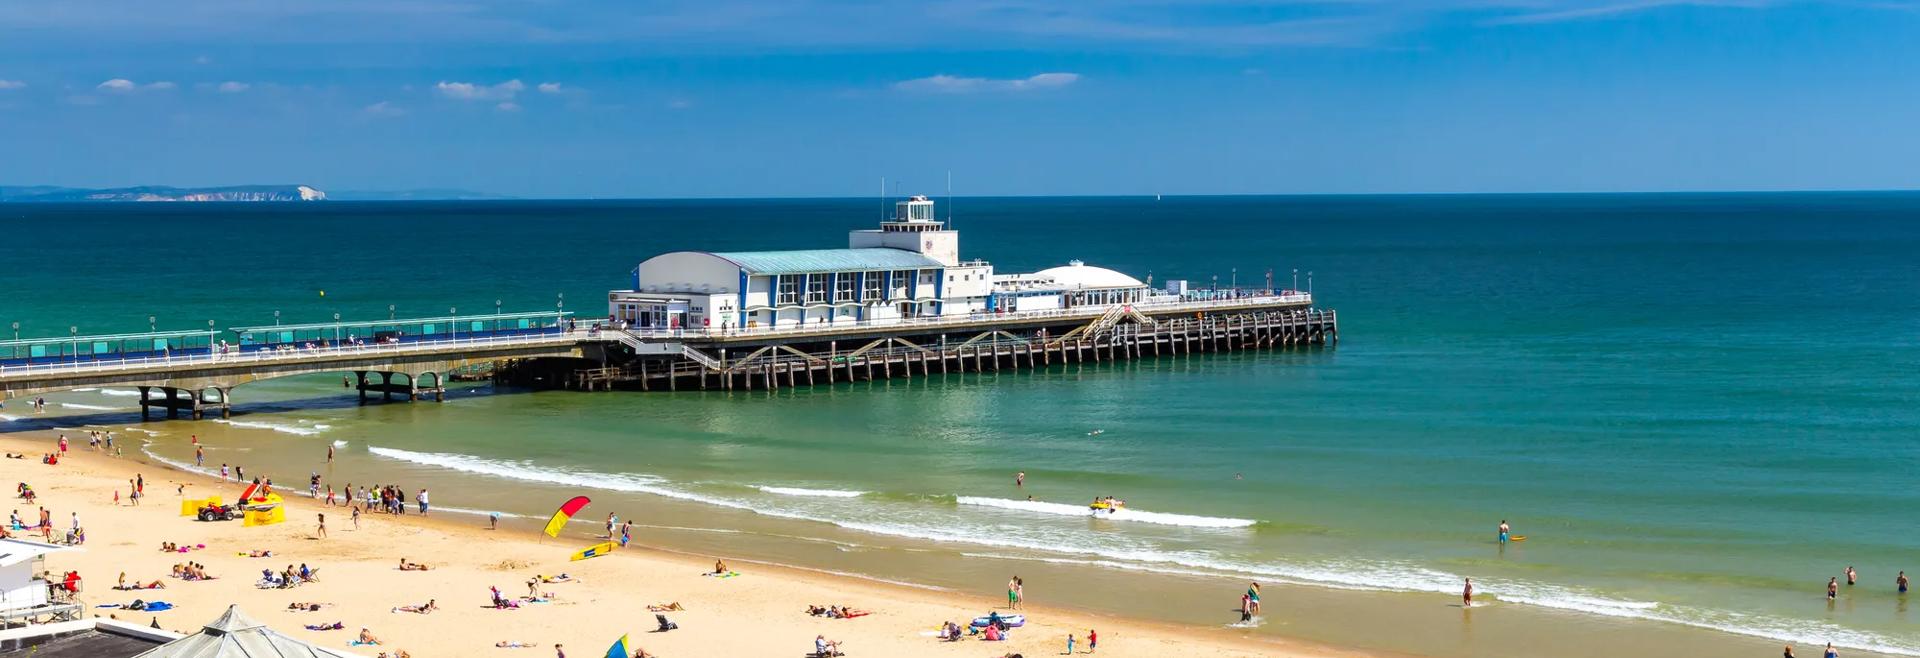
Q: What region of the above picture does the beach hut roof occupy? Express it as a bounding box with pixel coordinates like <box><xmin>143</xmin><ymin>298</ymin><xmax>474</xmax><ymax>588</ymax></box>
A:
<box><xmin>130</xmin><ymin>606</ymin><xmax>364</xmax><ymax>658</ymax></box>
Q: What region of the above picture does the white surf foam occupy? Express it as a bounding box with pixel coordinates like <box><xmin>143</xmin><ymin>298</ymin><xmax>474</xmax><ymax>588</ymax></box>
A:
<box><xmin>139</xmin><ymin>442</ymin><xmax>216</xmax><ymax>477</ymax></box>
<box><xmin>331</xmin><ymin>440</ymin><xmax>349</xmax><ymax>448</ymax></box>
<box><xmin>756</xmin><ymin>486</ymin><xmax>866</xmax><ymax>498</ymax></box>
<box><xmin>956</xmin><ymin>496</ymin><xmax>1256</xmax><ymax>528</ymax></box>
<box><xmin>59</xmin><ymin>403</ymin><xmax>122</xmax><ymax>411</ymax></box>
<box><xmin>121</xmin><ymin>427</ymin><xmax>163</xmax><ymax>436</ymax></box>
<box><xmin>213</xmin><ymin>419</ymin><xmax>327</xmax><ymax>436</ymax></box>
<box><xmin>72</xmin><ymin>388</ymin><xmax>96</xmax><ymax>392</ymax></box>
<box><xmin>358</xmin><ymin>447</ymin><xmax>1920</xmax><ymax>656</ymax></box>
<box><xmin>99</xmin><ymin>388</ymin><xmax>143</xmax><ymax>397</ymax></box>
<box><xmin>0</xmin><ymin>414</ymin><xmax>19</xmax><ymax>422</ymax></box>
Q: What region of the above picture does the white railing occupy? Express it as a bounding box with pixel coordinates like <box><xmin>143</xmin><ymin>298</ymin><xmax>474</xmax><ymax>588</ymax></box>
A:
<box><xmin>0</xmin><ymin>330</ymin><xmax>590</xmax><ymax>379</ymax></box>
<box><xmin>613</xmin><ymin>293</ymin><xmax>1315</xmax><ymax>342</ymax></box>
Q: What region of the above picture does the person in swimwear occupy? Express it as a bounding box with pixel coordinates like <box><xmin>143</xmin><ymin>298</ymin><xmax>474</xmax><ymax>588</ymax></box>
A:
<box><xmin>1247</xmin><ymin>582</ymin><xmax>1261</xmax><ymax>614</ymax></box>
<box><xmin>1497</xmin><ymin>520</ymin><xmax>1510</xmax><ymax>544</ymax></box>
<box><xmin>1828</xmin><ymin>577</ymin><xmax>1839</xmax><ymax>601</ymax></box>
<box><xmin>1899</xmin><ymin>571</ymin><xmax>1909</xmax><ymax>595</ymax></box>
<box><xmin>1846</xmin><ymin>566</ymin><xmax>1857</xmax><ymax>586</ymax></box>
<box><xmin>1463</xmin><ymin>578</ymin><xmax>1474</xmax><ymax>606</ymax></box>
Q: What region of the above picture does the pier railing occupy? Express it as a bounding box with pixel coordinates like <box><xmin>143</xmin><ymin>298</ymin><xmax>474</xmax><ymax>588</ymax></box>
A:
<box><xmin>0</xmin><ymin>330</ymin><xmax>585</xmax><ymax>378</ymax></box>
<box><xmin>614</xmin><ymin>292</ymin><xmax>1315</xmax><ymax>342</ymax></box>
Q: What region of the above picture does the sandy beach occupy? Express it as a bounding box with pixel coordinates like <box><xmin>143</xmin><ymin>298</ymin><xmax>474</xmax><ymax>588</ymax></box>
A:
<box><xmin>0</xmin><ymin>430</ymin><xmax>1370</xmax><ymax>658</ymax></box>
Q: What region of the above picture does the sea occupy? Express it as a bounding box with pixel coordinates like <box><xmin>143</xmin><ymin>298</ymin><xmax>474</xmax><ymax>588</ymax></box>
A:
<box><xmin>3</xmin><ymin>193</ymin><xmax>1918</xmax><ymax>658</ymax></box>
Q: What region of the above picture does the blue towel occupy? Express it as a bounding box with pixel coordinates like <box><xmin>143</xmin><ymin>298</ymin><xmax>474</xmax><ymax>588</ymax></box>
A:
<box><xmin>144</xmin><ymin>602</ymin><xmax>175</xmax><ymax>612</ymax></box>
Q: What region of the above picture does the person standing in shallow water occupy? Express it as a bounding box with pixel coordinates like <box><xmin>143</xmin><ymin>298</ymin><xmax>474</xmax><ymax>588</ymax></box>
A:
<box><xmin>1497</xmin><ymin>519</ymin><xmax>1510</xmax><ymax>544</ymax></box>
<box><xmin>1846</xmin><ymin>566</ymin><xmax>1857</xmax><ymax>586</ymax></box>
<box><xmin>1828</xmin><ymin>577</ymin><xmax>1839</xmax><ymax>601</ymax></box>
<box><xmin>1462</xmin><ymin>578</ymin><xmax>1473</xmax><ymax>606</ymax></box>
<box><xmin>1898</xmin><ymin>571</ymin><xmax>1908</xmax><ymax>594</ymax></box>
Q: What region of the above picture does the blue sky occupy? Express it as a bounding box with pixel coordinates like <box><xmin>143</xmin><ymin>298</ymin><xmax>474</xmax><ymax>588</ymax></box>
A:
<box><xmin>3</xmin><ymin>1</ymin><xmax>1919</xmax><ymax>197</ymax></box>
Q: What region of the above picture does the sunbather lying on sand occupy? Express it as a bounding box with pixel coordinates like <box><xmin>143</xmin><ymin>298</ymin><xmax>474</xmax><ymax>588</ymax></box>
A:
<box><xmin>242</xmin><ymin>550</ymin><xmax>273</xmax><ymax>558</ymax></box>
<box><xmin>392</xmin><ymin>599</ymin><xmax>437</xmax><ymax>614</ymax></box>
<box><xmin>398</xmin><ymin>559</ymin><xmax>431</xmax><ymax>571</ymax></box>
<box><xmin>646</xmin><ymin>602</ymin><xmax>685</xmax><ymax>612</ymax></box>
<box><xmin>494</xmin><ymin>641</ymin><xmax>538</xmax><ymax>648</ymax></box>
<box><xmin>287</xmin><ymin>602</ymin><xmax>331</xmax><ymax>611</ymax></box>
<box><xmin>304</xmin><ymin>622</ymin><xmax>345</xmax><ymax>631</ymax></box>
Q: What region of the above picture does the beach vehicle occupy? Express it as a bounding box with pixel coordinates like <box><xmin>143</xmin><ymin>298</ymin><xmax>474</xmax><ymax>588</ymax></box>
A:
<box><xmin>196</xmin><ymin>503</ymin><xmax>240</xmax><ymax>521</ymax></box>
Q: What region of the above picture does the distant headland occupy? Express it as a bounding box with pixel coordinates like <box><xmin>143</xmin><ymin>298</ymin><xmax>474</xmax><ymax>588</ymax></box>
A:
<box><xmin>0</xmin><ymin>184</ymin><xmax>327</xmax><ymax>202</ymax></box>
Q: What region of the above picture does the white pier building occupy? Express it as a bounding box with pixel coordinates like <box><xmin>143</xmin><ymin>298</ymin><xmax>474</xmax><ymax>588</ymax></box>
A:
<box><xmin>609</xmin><ymin>196</ymin><xmax>1151</xmax><ymax>330</ymax></box>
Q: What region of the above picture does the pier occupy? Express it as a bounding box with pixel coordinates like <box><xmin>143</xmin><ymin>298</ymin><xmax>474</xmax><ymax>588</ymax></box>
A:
<box><xmin>520</xmin><ymin>294</ymin><xmax>1336</xmax><ymax>392</ymax></box>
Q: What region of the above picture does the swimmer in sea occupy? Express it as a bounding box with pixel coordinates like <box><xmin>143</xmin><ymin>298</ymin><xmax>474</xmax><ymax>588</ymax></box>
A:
<box><xmin>1498</xmin><ymin>520</ymin><xmax>1510</xmax><ymax>544</ymax></box>
<box><xmin>1846</xmin><ymin>566</ymin><xmax>1857</xmax><ymax>586</ymax></box>
<box><xmin>1899</xmin><ymin>571</ymin><xmax>1909</xmax><ymax>595</ymax></box>
<box><xmin>1828</xmin><ymin>577</ymin><xmax>1839</xmax><ymax>601</ymax></box>
<box><xmin>1016</xmin><ymin>472</ymin><xmax>1024</xmax><ymax>488</ymax></box>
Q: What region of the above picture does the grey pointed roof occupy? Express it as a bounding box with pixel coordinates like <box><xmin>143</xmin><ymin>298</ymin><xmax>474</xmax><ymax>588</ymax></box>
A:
<box><xmin>130</xmin><ymin>606</ymin><xmax>364</xmax><ymax>658</ymax></box>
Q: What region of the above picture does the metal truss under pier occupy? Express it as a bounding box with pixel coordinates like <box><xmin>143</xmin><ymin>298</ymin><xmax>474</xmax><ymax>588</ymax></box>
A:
<box><xmin>518</xmin><ymin>305</ymin><xmax>1337</xmax><ymax>392</ymax></box>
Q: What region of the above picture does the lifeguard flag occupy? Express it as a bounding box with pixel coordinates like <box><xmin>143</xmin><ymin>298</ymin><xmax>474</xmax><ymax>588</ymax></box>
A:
<box><xmin>543</xmin><ymin>495</ymin><xmax>591</xmax><ymax>538</ymax></box>
<box><xmin>605</xmin><ymin>633</ymin><xmax>631</xmax><ymax>658</ymax></box>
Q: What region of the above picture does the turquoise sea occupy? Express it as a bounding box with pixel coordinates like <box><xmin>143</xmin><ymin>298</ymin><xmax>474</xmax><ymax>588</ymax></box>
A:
<box><xmin>4</xmin><ymin>194</ymin><xmax>1919</xmax><ymax>657</ymax></box>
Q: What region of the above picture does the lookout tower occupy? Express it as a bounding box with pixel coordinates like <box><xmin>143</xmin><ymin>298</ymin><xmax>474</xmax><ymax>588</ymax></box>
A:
<box><xmin>850</xmin><ymin>194</ymin><xmax>959</xmax><ymax>266</ymax></box>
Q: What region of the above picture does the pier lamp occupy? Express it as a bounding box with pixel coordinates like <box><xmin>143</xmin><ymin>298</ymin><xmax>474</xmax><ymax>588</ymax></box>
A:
<box><xmin>1211</xmin><ymin>275</ymin><xmax>1218</xmax><ymax>294</ymax></box>
<box><xmin>333</xmin><ymin>313</ymin><xmax>342</xmax><ymax>343</ymax></box>
<box><xmin>1231</xmin><ymin>268</ymin><xmax>1238</xmax><ymax>292</ymax></box>
<box><xmin>450</xmin><ymin>307</ymin><xmax>458</xmax><ymax>340</ymax></box>
<box><xmin>70</xmin><ymin>326</ymin><xmax>77</xmax><ymax>362</ymax></box>
<box><xmin>149</xmin><ymin>316</ymin><xmax>156</xmax><ymax>332</ymax></box>
<box><xmin>1308</xmin><ymin>271</ymin><xmax>1314</xmax><ymax>294</ymax></box>
<box><xmin>1292</xmin><ymin>269</ymin><xmax>1299</xmax><ymax>292</ymax></box>
<box><xmin>10</xmin><ymin>322</ymin><xmax>17</xmax><ymax>341</ymax></box>
<box><xmin>495</xmin><ymin>299</ymin><xmax>502</xmax><ymax>333</ymax></box>
<box><xmin>274</xmin><ymin>310</ymin><xmax>281</xmax><ymax>327</ymax></box>
<box><xmin>389</xmin><ymin>305</ymin><xmax>396</xmax><ymax>321</ymax></box>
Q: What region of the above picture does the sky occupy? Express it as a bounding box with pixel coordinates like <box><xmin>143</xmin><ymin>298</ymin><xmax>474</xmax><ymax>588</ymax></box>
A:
<box><xmin>3</xmin><ymin>1</ymin><xmax>1920</xmax><ymax>198</ymax></box>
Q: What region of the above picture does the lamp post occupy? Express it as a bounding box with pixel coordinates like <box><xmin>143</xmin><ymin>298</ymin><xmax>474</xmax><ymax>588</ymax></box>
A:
<box><xmin>149</xmin><ymin>316</ymin><xmax>157</xmax><ymax>332</ymax></box>
<box><xmin>556</xmin><ymin>293</ymin><xmax>565</xmax><ymax>330</ymax></box>
<box><xmin>1308</xmin><ymin>271</ymin><xmax>1314</xmax><ymax>295</ymax></box>
<box><xmin>333</xmin><ymin>313</ymin><xmax>341</xmax><ymax>345</ymax></box>
<box><xmin>10</xmin><ymin>322</ymin><xmax>17</xmax><ymax>341</ymax></box>
<box><xmin>389</xmin><ymin>305</ymin><xmax>396</xmax><ymax>322</ymax></box>
<box><xmin>450</xmin><ymin>307</ymin><xmax>458</xmax><ymax>341</ymax></box>
<box><xmin>69</xmin><ymin>326</ymin><xmax>77</xmax><ymax>362</ymax></box>
<box><xmin>1210</xmin><ymin>275</ymin><xmax>1218</xmax><ymax>295</ymax></box>
<box><xmin>274</xmin><ymin>310</ymin><xmax>281</xmax><ymax>327</ymax></box>
<box><xmin>495</xmin><ymin>299</ymin><xmax>502</xmax><ymax>333</ymax></box>
<box><xmin>1231</xmin><ymin>268</ymin><xmax>1238</xmax><ymax>294</ymax></box>
<box><xmin>1292</xmin><ymin>269</ymin><xmax>1299</xmax><ymax>293</ymax></box>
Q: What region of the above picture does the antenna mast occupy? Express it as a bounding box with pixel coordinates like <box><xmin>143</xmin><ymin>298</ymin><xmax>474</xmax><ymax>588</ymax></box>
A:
<box><xmin>946</xmin><ymin>170</ymin><xmax>953</xmax><ymax>228</ymax></box>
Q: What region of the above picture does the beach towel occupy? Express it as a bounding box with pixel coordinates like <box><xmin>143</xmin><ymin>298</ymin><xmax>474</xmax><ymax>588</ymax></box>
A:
<box><xmin>144</xmin><ymin>602</ymin><xmax>175</xmax><ymax>612</ymax></box>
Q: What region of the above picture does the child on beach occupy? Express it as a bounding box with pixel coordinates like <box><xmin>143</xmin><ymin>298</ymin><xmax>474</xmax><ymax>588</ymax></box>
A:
<box><xmin>1087</xmin><ymin>629</ymin><xmax>1096</xmax><ymax>653</ymax></box>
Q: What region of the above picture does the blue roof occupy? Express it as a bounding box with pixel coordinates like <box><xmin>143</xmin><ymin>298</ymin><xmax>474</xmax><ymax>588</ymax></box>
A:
<box><xmin>707</xmin><ymin>248</ymin><xmax>943</xmax><ymax>275</ymax></box>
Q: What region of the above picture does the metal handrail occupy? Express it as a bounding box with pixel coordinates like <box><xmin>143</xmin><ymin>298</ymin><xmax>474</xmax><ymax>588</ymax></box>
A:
<box><xmin>0</xmin><ymin>330</ymin><xmax>588</xmax><ymax>379</ymax></box>
<box><xmin>615</xmin><ymin>293</ymin><xmax>1314</xmax><ymax>342</ymax></box>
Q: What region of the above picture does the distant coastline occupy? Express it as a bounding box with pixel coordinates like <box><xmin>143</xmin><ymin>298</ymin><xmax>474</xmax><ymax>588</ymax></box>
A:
<box><xmin>0</xmin><ymin>184</ymin><xmax>326</xmax><ymax>202</ymax></box>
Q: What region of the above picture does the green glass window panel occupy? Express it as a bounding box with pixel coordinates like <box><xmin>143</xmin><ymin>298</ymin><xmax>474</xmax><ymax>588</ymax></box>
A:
<box><xmin>153</xmin><ymin>339</ymin><xmax>169</xmax><ymax>351</ymax></box>
<box><xmin>423</xmin><ymin>323</ymin><xmax>438</xmax><ymax>333</ymax></box>
<box><xmin>92</xmin><ymin>342</ymin><xmax>110</xmax><ymax>354</ymax></box>
<box><xmin>29</xmin><ymin>346</ymin><xmax>46</xmax><ymax>358</ymax></box>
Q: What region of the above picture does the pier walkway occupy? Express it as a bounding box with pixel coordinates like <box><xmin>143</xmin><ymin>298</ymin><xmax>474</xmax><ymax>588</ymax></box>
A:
<box><xmin>2</xmin><ymin>293</ymin><xmax>1334</xmax><ymax>417</ymax></box>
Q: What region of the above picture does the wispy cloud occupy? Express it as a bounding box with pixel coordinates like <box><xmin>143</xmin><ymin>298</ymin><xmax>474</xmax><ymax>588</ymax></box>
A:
<box><xmin>98</xmin><ymin>78</ymin><xmax>175</xmax><ymax>93</ymax></box>
<box><xmin>537</xmin><ymin>82</ymin><xmax>563</xmax><ymax>94</ymax></box>
<box><xmin>217</xmin><ymin>81</ymin><xmax>249</xmax><ymax>93</ymax></box>
<box><xmin>436</xmin><ymin>79</ymin><xmax>524</xmax><ymax>101</ymax></box>
<box><xmin>894</xmin><ymin>72</ymin><xmax>1081</xmax><ymax>94</ymax></box>
<box><xmin>0</xmin><ymin>79</ymin><xmax>24</xmax><ymax>90</ymax></box>
<box><xmin>362</xmin><ymin>100</ymin><xmax>406</xmax><ymax>117</ymax></box>
<box><xmin>1484</xmin><ymin>1</ymin><xmax>1774</xmax><ymax>25</ymax></box>
<box><xmin>495</xmin><ymin>101</ymin><xmax>521</xmax><ymax>112</ymax></box>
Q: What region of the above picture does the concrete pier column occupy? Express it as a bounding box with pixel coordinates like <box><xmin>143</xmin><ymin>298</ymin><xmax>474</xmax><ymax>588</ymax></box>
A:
<box><xmin>139</xmin><ymin>386</ymin><xmax>153</xmax><ymax>422</ymax></box>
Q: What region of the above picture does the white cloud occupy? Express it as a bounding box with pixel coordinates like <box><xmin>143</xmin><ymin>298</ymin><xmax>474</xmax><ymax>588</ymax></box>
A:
<box><xmin>495</xmin><ymin>101</ymin><xmax>521</xmax><ymax>112</ymax></box>
<box><xmin>98</xmin><ymin>79</ymin><xmax>177</xmax><ymax>93</ymax></box>
<box><xmin>893</xmin><ymin>72</ymin><xmax>1081</xmax><ymax>94</ymax></box>
<box><xmin>537</xmin><ymin>82</ymin><xmax>562</xmax><ymax>94</ymax></box>
<box><xmin>0</xmin><ymin>80</ymin><xmax>23</xmax><ymax>90</ymax></box>
<box><xmin>436</xmin><ymin>79</ymin><xmax>524</xmax><ymax>101</ymax></box>
<box><xmin>362</xmin><ymin>101</ymin><xmax>406</xmax><ymax>118</ymax></box>
<box><xmin>666</xmin><ymin>98</ymin><xmax>693</xmax><ymax>110</ymax></box>
<box><xmin>194</xmin><ymin>55</ymin><xmax>212</xmax><ymax>65</ymax></box>
<box><xmin>217</xmin><ymin>81</ymin><xmax>249</xmax><ymax>93</ymax></box>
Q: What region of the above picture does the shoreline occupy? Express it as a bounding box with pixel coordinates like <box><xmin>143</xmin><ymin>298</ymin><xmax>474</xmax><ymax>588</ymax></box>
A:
<box><xmin>0</xmin><ymin>429</ymin><xmax>1377</xmax><ymax>658</ymax></box>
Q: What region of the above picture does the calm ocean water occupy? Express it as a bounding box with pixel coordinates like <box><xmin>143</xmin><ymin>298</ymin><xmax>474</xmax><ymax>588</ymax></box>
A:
<box><xmin>5</xmin><ymin>194</ymin><xmax>1920</xmax><ymax>656</ymax></box>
